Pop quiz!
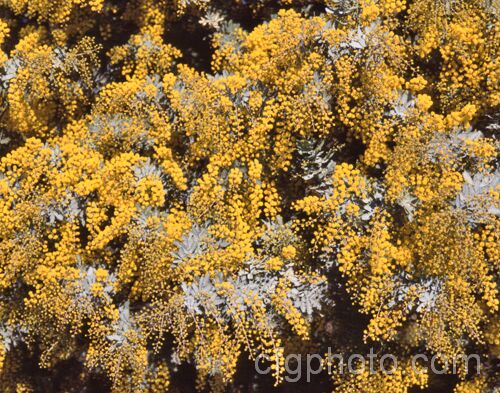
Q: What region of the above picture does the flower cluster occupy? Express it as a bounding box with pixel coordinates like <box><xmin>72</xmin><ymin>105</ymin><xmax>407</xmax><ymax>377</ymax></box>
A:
<box><xmin>0</xmin><ymin>1</ymin><xmax>498</xmax><ymax>392</ymax></box>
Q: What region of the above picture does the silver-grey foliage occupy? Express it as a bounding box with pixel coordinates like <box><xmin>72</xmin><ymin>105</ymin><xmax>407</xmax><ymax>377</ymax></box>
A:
<box><xmin>455</xmin><ymin>169</ymin><xmax>500</xmax><ymax>222</ymax></box>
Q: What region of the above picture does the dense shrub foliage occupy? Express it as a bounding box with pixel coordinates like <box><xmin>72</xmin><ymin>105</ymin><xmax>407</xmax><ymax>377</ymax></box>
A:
<box><xmin>0</xmin><ymin>0</ymin><xmax>498</xmax><ymax>392</ymax></box>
